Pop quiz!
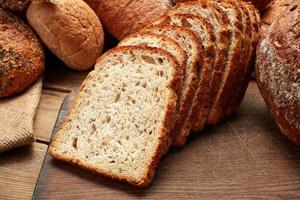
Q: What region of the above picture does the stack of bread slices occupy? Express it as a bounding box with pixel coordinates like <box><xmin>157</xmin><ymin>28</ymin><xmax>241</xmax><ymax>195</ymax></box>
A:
<box><xmin>49</xmin><ymin>0</ymin><xmax>261</xmax><ymax>187</ymax></box>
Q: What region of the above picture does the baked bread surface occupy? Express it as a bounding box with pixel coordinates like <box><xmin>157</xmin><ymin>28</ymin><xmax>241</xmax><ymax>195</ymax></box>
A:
<box><xmin>256</xmin><ymin>1</ymin><xmax>300</xmax><ymax>145</ymax></box>
<box><xmin>27</xmin><ymin>0</ymin><xmax>104</xmax><ymax>70</ymax></box>
<box><xmin>0</xmin><ymin>8</ymin><xmax>44</xmax><ymax>98</ymax></box>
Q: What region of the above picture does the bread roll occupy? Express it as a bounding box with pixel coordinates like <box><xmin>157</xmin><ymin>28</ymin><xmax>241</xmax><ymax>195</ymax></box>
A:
<box><xmin>256</xmin><ymin>1</ymin><xmax>300</xmax><ymax>145</ymax></box>
<box><xmin>0</xmin><ymin>8</ymin><xmax>44</xmax><ymax>98</ymax></box>
<box><xmin>27</xmin><ymin>0</ymin><xmax>104</xmax><ymax>70</ymax></box>
<box><xmin>84</xmin><ymin>0</ymin><xmax>174</xmax><ymax>40</ymax></box>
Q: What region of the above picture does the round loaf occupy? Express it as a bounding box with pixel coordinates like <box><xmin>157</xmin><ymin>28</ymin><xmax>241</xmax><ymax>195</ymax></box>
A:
<box><xmin>255</xmin><ymin>1</ymin><xmax>300</xmax><ymax>145</ymax></box>
<box><xmin>26</xmin><ymin>0</ymin><xmax>104</xmax><ymax>70</ymax></box>
<box><xmin>0</xmin><ymin>8</ymin><xmax>44</xmax><ymax>98</ymax></box>
<box><xmin>84</xmin><ymin>0</ymin><xmax>173</xmax><ymax>40</ymax></box>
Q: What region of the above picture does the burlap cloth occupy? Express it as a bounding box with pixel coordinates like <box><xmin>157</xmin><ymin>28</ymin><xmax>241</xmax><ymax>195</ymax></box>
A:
<box><xmin>0</xmin><ymin>79</ymin><xmax>42</xmax><ymax>153</ymax></box>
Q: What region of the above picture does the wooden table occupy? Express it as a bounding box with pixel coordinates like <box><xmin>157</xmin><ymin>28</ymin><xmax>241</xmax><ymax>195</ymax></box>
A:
<box><xmin>0</xmin><ymin>58</ymin><xmax>88</xmax><ymax>200</ymax></box>
<box><xmin>1</xmin><ymin>59</ymin><xmax>300</xmax><ymax>199</ymax></box>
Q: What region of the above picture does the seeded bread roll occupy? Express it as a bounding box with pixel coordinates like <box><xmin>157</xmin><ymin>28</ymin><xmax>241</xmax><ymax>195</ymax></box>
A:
<box><xmin>84</xmin><ymin>0</ymin><xmax>174</xmax><ymax>40</ymax></box>
<box><xmin>256</xmin><ymin>1</ymin><xmax>300</xmax><ymax>145</ymax></box>
<box><xmin>26</xmin><ymin>0</ymin><xmax>104</xmax><ymax>70</ymax></box>
<box><xmin>49</xmin><ymin>46</ymin><xmax>183</xmax><ymax>187</ymax></box>
<box><xmin>0</xmin><ymin>8</ymin><xmax>44</xmax><ymax>98</ymax></box>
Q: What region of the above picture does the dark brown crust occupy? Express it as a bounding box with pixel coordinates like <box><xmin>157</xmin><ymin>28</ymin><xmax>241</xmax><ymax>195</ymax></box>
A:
<box><xmin>84</xmin><ymin>0</ymin><xmax>173</xmax><ymax>40</ymax></box>
<box><xmin>0</xmin><ymin>8</ymin><xmax>44</xmax><ymax>98</ymax></box>
<box><xmin>140</xmin><ymin>24</ymin><xmax>202</xmax><ymax>148</ymax></box>
<box><xmin>225</xmin><ymin>2</ymin><xmax>261</xmax><ymax>117</ymax></box>
<box><xmin>49</xmin><ymin>45</ymin><xmax>183</xmax><ymax>187</ymax></box>
<box><xmin>255</xmin><ymin>1</ymin><xmax>300</xmax><ymax>145</ymax></box>
<box><xmin>206</xmin><ymin>0</ymin><xmax>244</xmax><ymax>124</ymax></box>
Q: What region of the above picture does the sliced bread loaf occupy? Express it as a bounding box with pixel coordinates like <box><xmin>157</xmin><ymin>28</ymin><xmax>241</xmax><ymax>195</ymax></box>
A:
<box><xmin>208</xmin><ymin>0</ymin><xmax>252</xmax><ymax>122</ymax></box>
<box><xmin>206</xmin><ymin>0</ymin><xmax>245</xmax><ymax>124</ymax></box>
<box><xmin>168</xmin><ymin>1</ymin><xmax>230</xmax><ymax>132</ymax></box>
<box><xmin>49</xmin><ymin>46</ymin><xmax>183</xmax><ymax>187</ymax></box>
<box><xmin>152</xmin><ymin>13</ymin><xmax>216</xmax><ymax>146</ymax></box>
<box><xmin>225</xmin><ymin>2</ymin><xmax>261</xmax><ymax>117</ymax></box>
<box><xmin>140</xmin><ymin>25</ymin><xmax>202</xmax><ymax>144</ymax></box>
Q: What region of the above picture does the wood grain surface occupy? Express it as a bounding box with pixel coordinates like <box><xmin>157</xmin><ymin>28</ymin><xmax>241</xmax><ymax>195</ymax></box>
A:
<box><xmin>0</xmin><ymin>143</ymin><xmax>47</xmax><ymax>200</ymax></box>
<box><xmin>32</xmin><ymin>82</ymin><xmax>300</xmax><ymax>200</ymax></box>
<box><xmin>34</xmin><ymin>89</ymin><xmax>67</xmax><ymax>142</ymax></box>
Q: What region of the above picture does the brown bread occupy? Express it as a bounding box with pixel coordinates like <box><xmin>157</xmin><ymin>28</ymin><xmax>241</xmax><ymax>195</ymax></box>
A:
<box><xmin>0</xmin><ymin>8</ymin><xmax>44</xmax><ymax>98</ymax></box>
<box><xmin>255</xmin><ymin>1</ymin><xmax>300</xmax><ymax>145</ymax></box>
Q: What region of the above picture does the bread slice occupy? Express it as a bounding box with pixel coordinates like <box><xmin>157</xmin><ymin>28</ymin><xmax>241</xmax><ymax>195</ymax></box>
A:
<box><xmin>193</xmin><ymin>1</ymin><xmax>243</xmax><ymax>124</ymax></box>
<box><xmin>225</xmin><ymin>1</ymin><xmax>261</xmax><ymax>117</ymax></box>
<box><xmin>139</xmin><ymin>24</ymin><xmax>202</xmax><ymax>145</ymax></box>
<box><xmin>119</xmin><ymin>32</ymin><xmax>186</xmax><ymax>70</ymax></box>
<box><xmin>207</xmin><ymin>0</ymin><xmax>252</xmax><ymax>122</ymax></box>
<box><xmin>167</xmin><ymin>1</ymin><xmax>230</xmax><ymax>131</ymax></box>
<box><xmin>152</xmin><ymin>13</ymin><xmax>216</xmax><ymax>146</ymax></box>
<box><xmin>49</xmin><ymin>46</ymin><xmax>183</xmax><ymax>187</ymax></box>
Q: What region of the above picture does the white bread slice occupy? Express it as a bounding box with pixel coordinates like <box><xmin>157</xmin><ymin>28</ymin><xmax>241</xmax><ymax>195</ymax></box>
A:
<box><xmin>49</xmin><ymin>46</ymin><xmax>183</xmax><ymax>187</ymax></box>
<box><xmin>167</xmin><ymin>1</ymin><xmax>230</xmax><ymax>132</ymax></box>
<box><xmin>140</xmin><ymin>24</ymin><xmax>202</xmax><ymax>146</ymax></box>
<box><xmin>152</xmin><ymin>13</ymin><xmax>216</xmax><ymax>146</ymax></box>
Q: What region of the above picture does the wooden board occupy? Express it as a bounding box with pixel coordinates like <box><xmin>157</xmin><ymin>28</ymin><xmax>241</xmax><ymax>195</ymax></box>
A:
<box><xmin>32</xmin><ymin>82</ymin><xmax>300</xmax><ymax>199</ymax></box>
<box><xmin>34</xmin><ymin>89</ymin><xmax>68</xmax><ymax>143</ymax></box>
<box><xmin>0</xmin><ymin>142</ymin><xmax>47</xmax><ymax>200</ymax></box>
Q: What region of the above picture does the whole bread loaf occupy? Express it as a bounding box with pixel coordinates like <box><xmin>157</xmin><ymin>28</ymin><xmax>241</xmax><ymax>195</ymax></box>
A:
<box><xmin>256</xmin><ymin>1</ymin><xmax>300</xmax><ymax>145</ymax></box>
<box><xmin>84</xmin><ymin>0</ymin><xmax>174</xmax><ymax>40</ymax></box>
<box><xmin>0</xmin><ymin>8</ymin><xmax>44</xmax><ymax>98</ymax></box>
<box><xmin>26</xmin><ymin>0</ymin><xmax>104</xmax><ymax>71</ymax></box>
